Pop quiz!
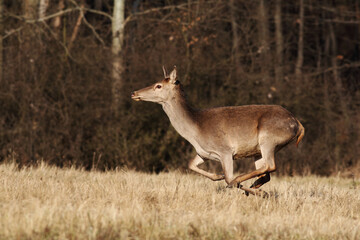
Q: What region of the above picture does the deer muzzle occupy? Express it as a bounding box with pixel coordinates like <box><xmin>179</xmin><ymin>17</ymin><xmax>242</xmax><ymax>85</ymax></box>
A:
<box><xmin>131</xmin><ymin>91</ymin><xmax>141</xmax><ymax>101</ymax></box>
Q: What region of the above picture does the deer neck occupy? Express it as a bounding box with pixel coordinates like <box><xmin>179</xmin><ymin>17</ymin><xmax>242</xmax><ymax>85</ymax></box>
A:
<box><xmin>161</xmin><ymin>94</ymin><xmax>199</xmax><ymax>141</ymax></box>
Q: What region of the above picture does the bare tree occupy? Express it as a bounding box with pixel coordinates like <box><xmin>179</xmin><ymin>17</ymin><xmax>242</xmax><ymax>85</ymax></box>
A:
<box><xmin>295</xmin><ymin>0</ymin><xmax>304</xmax><ymax>84</ymax></box>
<box><xmin>274</xmin><ymin>0</ymin><xmax>283</xmax><ymax>85</ymax></box>
<box><xmin>24</xmin><ymin>0</ymin><xmax>38</xmax><ymax>19</ymax></box>
<box><xmin>329</xmin><ymin>23</ymin><xmax>350</xmax><ymax>136</ymax></box>
<box><xmin>258</xmin><ymin>0</ymin><xmax>270</xmax><ymax>82</ymax></box>
<box><xmin>23</xmin><ymin>0</ymin><xmax>39</xmax><ymax>58</ymax></box>
<box><xmin>111</xmin><ymin>0</ymin><xmax>125</xmax><ymax>115</ymax></box>
<box><xmin>38</xmin><ymin>0</ymin><xmax>48</xmax><ymax>19</ymax></box>
<box><xmin>323</xmin><ymin>26</ymin><xmax>332</xmax><ymax>160</ymax></box>
<box><xmin>229</xmin><ymin>0</ymin><xmax>240</xmax><ymax>77</ymax></box>
<box><xmin>0</xmin><ymin>0</ymin><xmax>3</xmax><ymax>83</ymax></box>
<box><xmin>68</xmin><ymin>1</ymin><xmax>85</xmax><ymax>51</ymax></box>
<box><xmin>52</xmin><ymin>0</ymin><xmax>64</xmax><ymax>30</ymax></box>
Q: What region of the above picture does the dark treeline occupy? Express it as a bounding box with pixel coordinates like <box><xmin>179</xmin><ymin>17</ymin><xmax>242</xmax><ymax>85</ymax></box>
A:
<box><xmin>0</xmin><ymin>0</ymin><xmax>359</xmax><ymax>176</ymax></box>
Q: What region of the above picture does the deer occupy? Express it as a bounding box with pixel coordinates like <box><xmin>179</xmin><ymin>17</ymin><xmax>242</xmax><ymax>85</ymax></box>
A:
<box><xmin>131</xmin><ymin>66</ymin><xmax>305</xmax><ymax>196</ymax></box>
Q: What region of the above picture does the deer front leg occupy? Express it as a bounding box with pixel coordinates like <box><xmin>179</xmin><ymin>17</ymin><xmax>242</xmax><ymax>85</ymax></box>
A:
<box><xmin>188</xmin><ymin>155</ymin><xmax>225</xmax><ymax>181</ymax></box>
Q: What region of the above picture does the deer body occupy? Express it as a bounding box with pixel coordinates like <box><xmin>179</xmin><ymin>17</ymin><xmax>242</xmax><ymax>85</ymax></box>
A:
<box><xmin>132</xmin><ymin>67</ymin><xmax>304</xmax><ymax>195</ymax></box>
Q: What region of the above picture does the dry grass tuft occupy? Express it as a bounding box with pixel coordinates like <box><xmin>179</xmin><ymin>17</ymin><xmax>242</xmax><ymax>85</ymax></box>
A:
<box><xmin>0</xmin><ymin>162</ymin><xmax>359</xmax><ymax>239</ymax></box>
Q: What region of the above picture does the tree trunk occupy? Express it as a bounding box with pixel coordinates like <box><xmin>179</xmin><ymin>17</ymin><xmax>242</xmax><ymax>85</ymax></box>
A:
<box><xmin>38</xmin><ymin>0</ymin><xmax>48</xmax><ymax>19</ymax></box>
<box><xmin>111</xmin><ymin>0</ymin><xmax>125</xmax><ymax>115</ymax></box>
<box><xmin>23</xmin><ymin>0</ymin><xmax>39</xmax><ymax>58</ymax></box>
<box><xmin>258</xmin><ymin>0</ymin><xmax>271</xmax><ymax>99</ymax></box>
<box><xmin>274</xmin><ymin>0</ymin><xmax>283</xmax><ymax>86</ymax></box>
<box><xmin>183</xmin><ymin>0</ymin><xmax>193</xmax><ymax>84</ymax></box>
<box><xmin>258</xmin><ymin>0</ymin><xmax>273</xmax><ymax>103</ymax></box>
<box><xmin>23</xmin><ymin>0</ymin><xmax>40</xmax><ymax>163</ymax></box>
<box><xmin>0</xmin><ymin>0</ymin><xmax>3</xmax><ymax>83</ymax></box>
<box><xmin>323</xmin><ymin>30</ymin><xmax>331</xmax><ymax>152</ymax></box>
<box><xmin>24</xmin><ymin>0</ymin><xmax>38</xmax><ymax>19</ymax></box>
<box><xmin>295</xmin><ymin>0</ymin><xmax>304</xmax><ymax>85</ymax></box>
<box><xmin>52</xmin><ymin>0</ymin><xmax>64</xmax><ymax>30</ymax></box>
<box><xmin>329</xmin><ymin>23</ymin><xmax>350</xmax><ymax>138</ymax></box>
<box><xmin>229</xmin><ymin>0</ymin><xmax>241</xmax><ymax>78</ymax></box>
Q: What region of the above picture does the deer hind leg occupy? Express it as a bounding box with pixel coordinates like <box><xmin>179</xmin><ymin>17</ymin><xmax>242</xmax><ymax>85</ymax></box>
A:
<box><xmin>228</xmin><ymin>143</ymin><xmax>276</xmax><ymax>191</ymax></box>
<box><xmin>241</xmin><ymin>158</ymin><xmax>271</xmax><ymax>196</ymax></box>
<box><xmin>250</xmin><ymin>158</ymin><xmax>271</xmax><ymax>189</ymax></box>
<box><xmin>188</xmin><ymin>155</ymin><xmax>225</xmax><ymax>181</ymax></box>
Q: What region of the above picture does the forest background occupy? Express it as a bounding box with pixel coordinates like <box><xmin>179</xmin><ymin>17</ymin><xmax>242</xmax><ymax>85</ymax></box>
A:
<box><xmin>0</xmin><ymin>0</ymin><xmax>359</xmax><ymax>176</ymax></box>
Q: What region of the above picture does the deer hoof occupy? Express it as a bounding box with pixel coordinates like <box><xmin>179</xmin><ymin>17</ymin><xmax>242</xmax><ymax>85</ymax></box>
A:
<box><xmin>213</xmin><ymin>174</ymin><xmax>225</xmax><ymax>181</ymax></box>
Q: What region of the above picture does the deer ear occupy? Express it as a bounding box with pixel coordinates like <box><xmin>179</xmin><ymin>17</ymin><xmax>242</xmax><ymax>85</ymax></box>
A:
<box><xmin>169</xmin><ymin>66</ymin><xmax>177</xmax><ymax>84</ymax></box>
<box><xmin>162</xmin><ymin>66</ymin><xmax>168</xmax><ymax>78</ymax></box>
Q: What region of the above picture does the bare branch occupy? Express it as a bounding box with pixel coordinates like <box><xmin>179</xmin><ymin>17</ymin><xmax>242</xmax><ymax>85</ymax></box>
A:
<box><xmin>6</xmin><ymin>7</ymin><xmax>78</xmax><ymax>23</ymax></box>
<box><xmin>69</xmin><ymin>0</ymin><xmax>105</xmax><ymax>46</ymax></box>
<box><xmin>5</xmin><ymin>1</ymin><xmax>205</xmax><ymax>32</ymax></box>
<box><xmin>5</xmin><ymin>2</ymin><xmax>107</xmax><ymax>47</ymax></box>
<box><xmin>40</xmin><ymin>21</ymin><xmax>76</xmax><ymax>62</ymax></box>
<box><xmin>306</xmin><ymin>62</ymin><xmax>360</xmax><ymax>77</ymax></box>
<box><xmin>323</xmin><ymin>19</ymin><xmax>360</xmax><ymax>25</ymax></box>
<box><xmin>305</xmin><ymin>4</ymin><xmax>357</xmax><ymax>17</ymax></box>
<box><xmin>82</xmin><ymin>7</ymin><xmax>112</xmax><ymax>20</ymax></box>
<box><xmin>6</xmin><ymin>6</ymin><xmax>112</xmax><ymax>23</ymax></box>
<box><xmin>3</xmin><ymin>27</ymin><xmax>24</xmax><ymax>39</ymax></box>
<box><xmin>68</xmin><ymin>3</ymin><xmax>84</xmax><ymax>51</ymax></box>
<box><xmin>123</xmin><ymin>2</ymin><xmax>197</xmax><ymax>27</ymax></box>
<box><xmin>81</xmin><ymin>13</ymin><xmax>105</xmax><ymax>46</ymax></box>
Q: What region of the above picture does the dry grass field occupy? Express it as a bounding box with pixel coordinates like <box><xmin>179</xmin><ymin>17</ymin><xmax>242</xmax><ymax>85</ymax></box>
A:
<box><xmin>0</xmin><ymin>162</ymin><xmax>359</xmax><ymax>240</ymax></box>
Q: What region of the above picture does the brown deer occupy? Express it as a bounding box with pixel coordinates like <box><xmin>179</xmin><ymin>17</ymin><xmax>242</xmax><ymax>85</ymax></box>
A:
<box><xmin>131</xmin><ymin>66</ymin><xmax>304</xmax><ymax>196</ymax></box>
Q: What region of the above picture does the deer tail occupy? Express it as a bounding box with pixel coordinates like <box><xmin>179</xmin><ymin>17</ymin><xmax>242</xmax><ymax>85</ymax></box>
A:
<box><xmin>295</xmin><ymin>119</ymin><xmax>305</xmax><ymax>147</ymax></box>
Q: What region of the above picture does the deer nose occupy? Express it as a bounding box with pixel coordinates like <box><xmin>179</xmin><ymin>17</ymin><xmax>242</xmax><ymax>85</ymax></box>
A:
<box><xmin>131</xmin><ymin>91</ymin><xmax>136</xmax><ymax>97</ymax></box>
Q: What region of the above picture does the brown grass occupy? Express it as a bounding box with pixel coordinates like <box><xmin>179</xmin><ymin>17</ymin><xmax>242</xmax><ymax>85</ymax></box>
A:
<box><xmin>0</xmin><ymin>162</ymin><xmax>359</xmax><ymax>239</ymax></box>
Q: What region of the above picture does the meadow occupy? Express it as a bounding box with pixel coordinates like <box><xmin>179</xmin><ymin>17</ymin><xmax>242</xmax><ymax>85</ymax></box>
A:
<box><xmin>0</xmin><ymin>162</ymin><xmax>359</xmax><ymax>240</ymax></box>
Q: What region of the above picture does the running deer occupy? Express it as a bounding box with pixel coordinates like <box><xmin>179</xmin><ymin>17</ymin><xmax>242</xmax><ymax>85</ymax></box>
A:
<box><xmin>131</xmin><ymin>66</ymin><xmax>304</xmax><ymax>196</ymax></box>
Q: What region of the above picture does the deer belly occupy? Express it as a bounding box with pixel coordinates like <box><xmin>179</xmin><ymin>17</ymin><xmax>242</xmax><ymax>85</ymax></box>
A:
<box><xmin>233</xmin><ymin>145</ymin><xmax>261</xmax><ymax>159</ymax></box>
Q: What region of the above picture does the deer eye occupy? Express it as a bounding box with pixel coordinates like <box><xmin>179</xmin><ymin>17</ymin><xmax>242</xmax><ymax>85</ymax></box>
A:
<box><xmin>155</xmin><ymin>84</ymin><xmax>162</xmax><ymax>89</ymax></box>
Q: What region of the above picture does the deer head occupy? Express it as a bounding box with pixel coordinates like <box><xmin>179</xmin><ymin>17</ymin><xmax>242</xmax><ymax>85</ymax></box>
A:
<box><xmin>131</xmin><ymin>66</ymin><xmax>180</xmax><ymax>103</ymax></box>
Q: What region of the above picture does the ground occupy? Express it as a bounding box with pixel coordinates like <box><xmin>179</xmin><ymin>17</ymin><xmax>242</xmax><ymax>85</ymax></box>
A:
<box><xmin>0</xmin><ymin>162</ymin><xmax>359</xmax><ymax>239</ymax></box>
